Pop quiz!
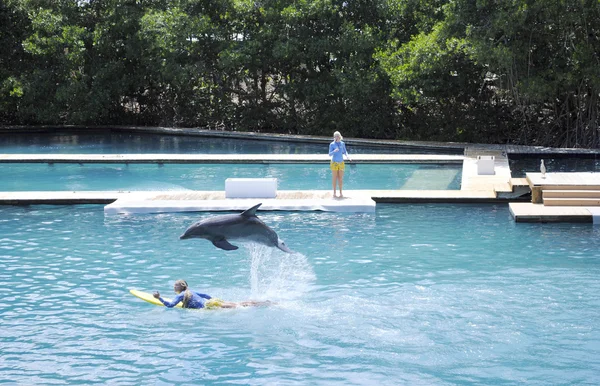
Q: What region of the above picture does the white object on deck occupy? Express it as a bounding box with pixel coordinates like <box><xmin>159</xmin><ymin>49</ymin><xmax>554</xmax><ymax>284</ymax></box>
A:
<box><xmin>588</xmin><ymin>207</ymin><xmax>600</xmax><ymax>225</ymax></box>
<box><xmin>104</xmin><ymin>197</ymin><xmax>376</xmax><ymax>215</ymax></box>
<box><xmin>540</xmin><ymin>159</ymin><xmax>546</xmax><ymax>178</ymax></box>
<box><xmin>476</xmin><ymin>155</ymin><xmax>495</xmax><ymax>175</ymax></box>
<box><xmin>225</xmin><ymin>178</ymin><xmax>277</xmax><ymax>198</ymax></box>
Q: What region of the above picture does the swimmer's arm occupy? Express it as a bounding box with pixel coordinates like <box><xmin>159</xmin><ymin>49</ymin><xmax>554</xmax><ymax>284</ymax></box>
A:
<box><xmin>159</xmin><ymin>292</ymin><xmax>184</xmax><ymax>308</ymax></box>
<box><xmin>194</xmin><ymin>291</ymin><xmax>212</xmax><ymax>300</ymax></box>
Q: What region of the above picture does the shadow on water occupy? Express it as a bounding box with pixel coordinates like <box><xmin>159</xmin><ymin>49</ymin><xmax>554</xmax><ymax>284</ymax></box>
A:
<box><xmin>509</xmin><ymin>154</ymin><xmax>600</xmax><ymax>177</ymax></box>
<box><xmin>0</xmin><ymin>131</ymin><xmax>462</xmax><ymax>155</ymax></box>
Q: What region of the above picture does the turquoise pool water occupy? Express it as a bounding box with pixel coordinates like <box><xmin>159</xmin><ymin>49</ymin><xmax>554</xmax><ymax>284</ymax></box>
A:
<box><xmin>0</xmin><ymin>163</ymin><xmax>462</xmax><ymax>191</ymax></box>
<box><xmin>1</xmin><ymin>204</ymin><xmax>599</xmax><ymax>384</ymax></box>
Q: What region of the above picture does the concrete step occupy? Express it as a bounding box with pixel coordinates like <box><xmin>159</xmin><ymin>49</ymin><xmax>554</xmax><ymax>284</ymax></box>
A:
<box><xmin>500</xmin><ymin>177</ymin><xmax>531</xmax><ymax>198</ymax></box>
<box><xmin>543</xmin><ymin>190</ymin><xmax>600</xmax><ymax>198</ymax></box>
<box><xmin>537</xmin><ymin>184</ymin><xmax>600</xmax><ymax>190</ymax></box>
<box><xmin>510</xmin><ymin>178</ymin><xmax>529</xmax><ymax>189</ymax></box>
<box><xmin>509</xmin><ymin>202</ymin><xmax>595</xmax><ymax>223</ymax></box>
<box><xmin>543</xmin><ymin>197</ymin><xmax>600</xmax><ymax>206</ymax></box>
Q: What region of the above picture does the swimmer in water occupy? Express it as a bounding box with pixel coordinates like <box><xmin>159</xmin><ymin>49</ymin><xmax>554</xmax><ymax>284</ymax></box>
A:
<box><xmin>153</xmin><ymin>280</ymin><xmax>272</xmax><ymax>309</ymax></box>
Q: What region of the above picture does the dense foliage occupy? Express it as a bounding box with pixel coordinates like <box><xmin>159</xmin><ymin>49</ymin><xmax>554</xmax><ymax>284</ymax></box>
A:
<box><xmin>1</xmin><ymin>0</ymin><xmax>598</xmax><ymax>147</ymax></box>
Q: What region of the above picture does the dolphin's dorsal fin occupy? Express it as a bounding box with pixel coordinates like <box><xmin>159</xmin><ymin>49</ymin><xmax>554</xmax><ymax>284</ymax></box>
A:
<box><xmin>241</xmin><ymin>203</ymin><xmax>262</xmax><ymax>217</ymax></box>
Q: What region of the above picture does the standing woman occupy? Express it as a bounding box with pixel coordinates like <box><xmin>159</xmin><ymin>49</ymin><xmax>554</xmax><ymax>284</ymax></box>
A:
<box><xmin>328</xmin><ymin>131</ymin><xmax>352</xmax><ymax>198</ymax></box>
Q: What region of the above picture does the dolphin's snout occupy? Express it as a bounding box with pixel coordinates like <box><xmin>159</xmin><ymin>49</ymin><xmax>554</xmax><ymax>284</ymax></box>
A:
<box><xmin>277</xmin><ymin>239</ymin><xmax>293</xmax><ymax>253</ymax></box>
<box><xmin>180</xmin><ymin>222</ymin><xmax>204</xmax><ymax>240</ymax></box>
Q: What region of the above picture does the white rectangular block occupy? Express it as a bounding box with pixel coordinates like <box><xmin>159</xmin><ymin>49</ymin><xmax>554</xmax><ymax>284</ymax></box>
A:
<box><xmin>225</xmin><ymin>178</ymin><xmax>277</xmax><ymax>198</ymax></box>
<box><xmin>477</xmin><ymin>155</ymin><xmax>495</xmax><ymax>175</ymax></box>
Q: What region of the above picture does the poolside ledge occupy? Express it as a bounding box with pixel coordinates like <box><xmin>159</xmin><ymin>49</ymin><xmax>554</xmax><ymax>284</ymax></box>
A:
<box><xmin>509</xmin><ymin>202</ymin><xmax>600</xmax><ymax>224</ymax></box>
<box><xmin>0</xmin><ymin>189</ymin><xmax>504</xmax><ymax>212</ymax></box>
<box><xmin>104</xmin><ymin>196</ymin><xmax>376</xmax><ymax>214</ymax></box>
<box><xmin>0</xmin><ymin>153</ymin><xmax>463</xmax><ymax>164</ymax></box>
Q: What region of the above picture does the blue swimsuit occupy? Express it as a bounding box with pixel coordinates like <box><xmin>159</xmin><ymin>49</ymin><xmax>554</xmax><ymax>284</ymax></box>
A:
<box><xmin>159</xmin><ymin>291</ymin><xmax>212</xmax><ymax>309</ymax></box>
<box><xmin>329</xmin><ymin>141</ymin><xmax>348</xmax><ymax>163</ymax></box>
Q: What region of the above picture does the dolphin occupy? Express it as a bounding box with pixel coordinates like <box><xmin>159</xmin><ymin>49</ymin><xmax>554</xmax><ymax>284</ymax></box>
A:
<box><xmin>180</xmin><ymin>203</ymin><xmax>292</xmax><ymax>253</ymax></box>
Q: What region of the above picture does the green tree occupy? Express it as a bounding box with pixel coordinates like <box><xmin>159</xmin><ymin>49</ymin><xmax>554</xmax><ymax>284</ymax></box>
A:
<box><xmin>447</xmin><ymin>0</ymin><xmax>600</xmax><ymax>147</ymax></box>
<box><xmin>0</xmin><ymin>0</ymin><xmax>31</xmax><ymax>123</ymax></box>
<box><xmin>220</xmin><ymin>0</ymin><xmax>396</xmax><ymax>137</ymax></box>
<box><xmin>3</xmin><ymin>0</ymin><xmax>597</xmax><ymax>147</ymax></box>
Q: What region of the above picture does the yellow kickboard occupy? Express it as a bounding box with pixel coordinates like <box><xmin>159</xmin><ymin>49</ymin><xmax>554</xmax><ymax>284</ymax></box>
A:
<box><xmin>130</xmin><ymin>289</ymin><xmax>182</xmax><ymax>308</ymax></box>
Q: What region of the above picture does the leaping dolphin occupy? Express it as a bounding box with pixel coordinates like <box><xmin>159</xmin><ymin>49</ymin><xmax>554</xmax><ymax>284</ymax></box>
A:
<box><xmin>180</xmin><ymin>203</ymin><xmax>292</xmax><ymax>253</ymax></box>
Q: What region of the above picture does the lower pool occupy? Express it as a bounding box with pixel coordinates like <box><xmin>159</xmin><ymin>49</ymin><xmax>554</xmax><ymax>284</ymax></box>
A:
<box><xmin>1</xmin><ymin>204</ymin><xmax>599</xmax><ymax>384</ymax></box>
<box><xmin>0</xmin><ymin>163</ymin><xmax>462</xmax><ymax>191</ymax></box>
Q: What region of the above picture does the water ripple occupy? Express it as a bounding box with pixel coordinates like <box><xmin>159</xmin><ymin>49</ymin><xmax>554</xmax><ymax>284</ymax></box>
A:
<box><xmin>1</xmin><ymin>205</ymin><xmax>600</xmax><ymax>384</ymax></box>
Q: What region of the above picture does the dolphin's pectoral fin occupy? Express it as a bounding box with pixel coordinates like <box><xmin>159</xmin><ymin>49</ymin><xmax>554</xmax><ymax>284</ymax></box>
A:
<box><xmin>241</xmin><ymin>203</ymin><xmax>262</xmax><ymax>217</ymax></box>
<box><xmin>212</xmin><ymin>238</ymin><xmax>239</xmax><ymax>251</ymax></box>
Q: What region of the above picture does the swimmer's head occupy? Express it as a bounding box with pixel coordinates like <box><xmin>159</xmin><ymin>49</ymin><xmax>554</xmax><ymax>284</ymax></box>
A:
<box><xmin>174</xmin><ymin>279</ymin><xmax>188</xmax><ymax>293</ymax></box>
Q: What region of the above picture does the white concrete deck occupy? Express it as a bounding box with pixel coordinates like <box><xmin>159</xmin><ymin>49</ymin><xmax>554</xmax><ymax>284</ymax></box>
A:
<box><xmin>461</xmin><ymin>148</ymin><xmax>513</xmax><ymax>193</ymax></box>
<box><xmin>0</xmin><ymin>188</ymin><xmax>503</xmax><ymax>213</ymax></box>
<box><xmin>509</xmin><ymin>202</ymin><xmax>599</xmax><ymax>224</ymax></box>
<box><xmin>508</xmin><ymin>172</ymin><xmax>600</xmax><ymax>222</ymax></box>
<box><xmin>527</xmin><ymin>172</ymin><xmax>600</xmax><ymax>187</ymax></box>
<box><xmin>104</xmin><ymin>196</ymin><xmax>376</xmax><ymax>214</ymax></box>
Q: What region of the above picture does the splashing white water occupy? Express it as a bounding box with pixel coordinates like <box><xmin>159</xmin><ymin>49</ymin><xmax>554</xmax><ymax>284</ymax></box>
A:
<box><xmin>242</xmin><ymin>243</ymin><xmax>316</xmax><ymax>301</ymax></box>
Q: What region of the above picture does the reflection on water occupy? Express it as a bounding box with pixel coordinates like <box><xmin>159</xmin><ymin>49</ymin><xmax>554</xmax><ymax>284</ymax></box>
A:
<box><xmin>510</xmin><ymin>156</ymin><xmax>600</xmax><ymax>177</ymax></box>
<box><xmin>0</xmin><ymin>131</ymin><xmax>460</xmax><ymax>155</ymax></box>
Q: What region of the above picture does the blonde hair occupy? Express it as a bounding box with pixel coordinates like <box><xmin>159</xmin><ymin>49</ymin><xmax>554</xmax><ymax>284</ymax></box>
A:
<box><xmin>174</xmin><ymin>279</ymin><xmax>193</xmax><ymax>308</ymax></box>
<box><xmin>333</xmin><ymin>131</ymin><xmax>343</xmax><ymax>141</ymax></box>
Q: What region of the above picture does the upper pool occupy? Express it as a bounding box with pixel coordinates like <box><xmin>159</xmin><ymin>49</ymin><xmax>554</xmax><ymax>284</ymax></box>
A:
<box><xmin>0</xmin><ymin>130</ymin><xmax>461</xmax><ymax>155</ymax></box>
<box><xmin>0</xmin><ymin>163</ymin><xmax>462</xmax><ymax>191</ymax></box>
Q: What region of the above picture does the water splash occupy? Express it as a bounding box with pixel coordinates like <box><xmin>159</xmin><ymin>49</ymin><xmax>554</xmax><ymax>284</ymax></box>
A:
<box><xmin>243</xmin><ymin>243</ymin><xmax>316</xmax><ymax>301</ymax></box>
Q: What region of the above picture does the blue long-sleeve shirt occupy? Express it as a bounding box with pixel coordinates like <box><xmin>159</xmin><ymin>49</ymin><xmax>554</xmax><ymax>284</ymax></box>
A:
<box><xmin>159</xmin><ymin>291</ymin><xmax>212</xmax><ymax>309</ymax></box>
<box><xmin>329</xmin><ymin>141</ymin><xmax>348</xmax><ymax>163</ymax></box>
